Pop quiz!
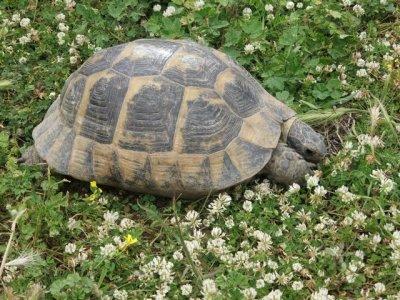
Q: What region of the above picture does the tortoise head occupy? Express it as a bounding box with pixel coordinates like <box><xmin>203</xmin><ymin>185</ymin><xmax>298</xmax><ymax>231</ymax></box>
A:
<box><xmin>284</xmin><ymin>118</ymin><xmax>327</xmax><ymax>163</ymax></box>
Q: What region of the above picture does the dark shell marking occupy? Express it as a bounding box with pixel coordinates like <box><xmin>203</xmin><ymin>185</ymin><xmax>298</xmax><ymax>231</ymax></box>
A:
<box><xmin>32</xmin><ymin>38</ymin><xmax>294</xmax><ymax>198</ymax></box>
<box><xmin>162</xmin><ymin>45</ymin><xmax>227</xmax><ymax>88</ymax></box>
<box><xmin>182</xmin><ymin>93</ymin><xmax>243</xmax><ymax>154</ymax></box>
<box><xmin>113</xmin><ymin>40</ymin><xmax>180</xmax><ymax>77</ymax></box>
<box><xmin>80</xmin><ymin>70</ymin><xmax>130</xmax><ymax>144</ymax></box>
<box><xmin>118</xmin><ymin>76</ymin><xmax>185</xmax><ymax>152</ymax></box>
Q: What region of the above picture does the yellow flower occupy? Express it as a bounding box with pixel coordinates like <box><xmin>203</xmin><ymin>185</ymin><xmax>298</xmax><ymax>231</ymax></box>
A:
<box><xmin>119</xmin><ymin>234</ymin><xmax>138</xmax><ymax>250</ymax></box>
<box><xmin>90</xmin><ymin>180</ymin><xmax>97</xmax><ymax>189</ymax></box>
<box><xmin>124</xmin><ymin>234</ymin><xmax>138</xmax><ymax>246</ymax></box>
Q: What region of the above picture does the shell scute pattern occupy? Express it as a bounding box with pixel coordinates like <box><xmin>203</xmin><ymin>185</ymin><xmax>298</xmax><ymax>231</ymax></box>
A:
<box><xmin>33</xmin><ymin>39</ymin><xmax>288</xmax><ymax>198</ymax></box>
<box><xmin>60</xmin><ymin>74</ymin><xmax>86</xmax><ymax>127</ymax></box>
<box><xmin>113</xmin><ymin>39</ymin><xmax>181</xmax><ymax>77</ymax></box>
<box><xmin>78</xmin><ymin>43</ymin><xmax>126</xmax><ymax>76</ymax></box>
<box><xmin>181</xmin><ymin>89</ymin><xmax>243</xmax><ymax>154</ymax></box>
<box><xmin>80</xmin><ymin>70</ymin><xmax>130</xmax><ymax>144</ymax></box>
<box><xmin>118</xmin><ymin>76</ymin><xmax>185</xmax><ymax>153</ymax></box>
<box><xmin>162</xmin><ymin>44</ymin><xmax>227</xmax><ymax>88</ymax></box>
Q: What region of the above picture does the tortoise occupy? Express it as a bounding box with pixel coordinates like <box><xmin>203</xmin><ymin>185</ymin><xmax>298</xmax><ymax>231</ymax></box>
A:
<box><xmin>21</xmin><ymin>39</ymin><xmax>327</xmax><ymax>198</ymax></box>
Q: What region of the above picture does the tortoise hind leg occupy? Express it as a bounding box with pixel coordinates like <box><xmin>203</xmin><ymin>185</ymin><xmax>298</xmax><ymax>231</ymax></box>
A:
<box><xmin>262</xmin><ymin>143</ymin><xmax>314</xmax><ymax>185</ymax></box>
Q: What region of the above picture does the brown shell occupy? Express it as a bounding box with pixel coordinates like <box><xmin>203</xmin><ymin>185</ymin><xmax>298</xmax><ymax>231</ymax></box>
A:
<box><xmin>32</xmin><ymin>39</ymin><xmax>295</xmax><ymax>198</ymax></box>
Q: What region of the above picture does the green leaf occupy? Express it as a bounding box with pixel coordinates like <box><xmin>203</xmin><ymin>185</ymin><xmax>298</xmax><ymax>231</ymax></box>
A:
<box><xmin>265</xmin><ymin>77</ymin><xmax>286</xmax><ymax>91</ymax></box>
<box><xmin>278</xmin><ymin>26</ymin><xmax>305</xmax><ymax>47</ymax></box>
<box><xmin>276</xmin><ymin>91</ymin><xmax>294</xmax><ymax>105</ymax></box>
<box><xmin>0</xmin><ymin>132</ymin><xmax>9</xmax><ymax>148</ymax></box>
<box><xmin>224</xmin><ymin>27</ymin><xmax>241</xmax><ymax>46</ymax></box>
<box><xmin>327</xmin><ymin>9</ymin><xmax>342</xmax><ymax>19</ymax></box>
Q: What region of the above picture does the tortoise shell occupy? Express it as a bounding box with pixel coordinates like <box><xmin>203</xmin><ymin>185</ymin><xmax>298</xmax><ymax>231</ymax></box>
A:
<box><xmin>32</xmin><ymin>39</ymin><xmax>295</xmax><ymax>198</ymax></box>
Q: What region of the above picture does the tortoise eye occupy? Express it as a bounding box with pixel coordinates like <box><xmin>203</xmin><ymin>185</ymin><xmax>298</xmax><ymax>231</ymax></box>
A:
<box><xmin>305</xmin><ymin>149</ymin><xmax>315</xmax><ymax>156</ymax></box>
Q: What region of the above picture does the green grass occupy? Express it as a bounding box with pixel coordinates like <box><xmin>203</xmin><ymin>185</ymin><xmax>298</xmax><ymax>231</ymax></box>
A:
<box><xmin>0</xmin><ymin>0</ymin><xmax>399</xmax><ymax>299</ymax></box>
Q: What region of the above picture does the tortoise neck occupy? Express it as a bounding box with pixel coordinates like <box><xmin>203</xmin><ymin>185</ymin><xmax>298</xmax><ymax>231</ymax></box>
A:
<box><xmin>281</xmin><ymin>116</ymin><xmax>297</xmax><ymax>143</ymax></box>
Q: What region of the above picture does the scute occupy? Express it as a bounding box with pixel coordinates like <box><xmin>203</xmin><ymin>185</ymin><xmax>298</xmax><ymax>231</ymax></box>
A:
<box><xmin>79</xmin><ymin>43</ymin><xmax>126</xmax><ymax>76</ymax></box>
<box><xmin>32</xmin><ymin>38</ymin><xmax>294</xmax><ymax>198</ymax></box>
<box><xmin>118</xmin><ymin>76</ymin><xmax>185</xmax><ymax>153</ymax></box>
<box><xmin>181</xmin><ymin>89</ymin><xmax>243</xmax><ymax>154</ymax></box>
<box><xmin>79</xmin><ymin>70</ymin><xmax>130</xmax><ymax>144</ymax></box>
<box><xmin>113</xmin><ymin>39</ymin><xmax>180</xmax><ymax>77</ymax></box>
<box><xmin>162</xmin><ymin>44</ymin><xmax>226</xmax><ymax>88</ymax></box>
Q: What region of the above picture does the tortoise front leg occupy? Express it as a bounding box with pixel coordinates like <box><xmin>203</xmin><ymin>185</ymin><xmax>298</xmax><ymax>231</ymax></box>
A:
<box><xmin>263</xmin><ymin>143</ymin><xmax>315</xmax><ymax>185</ymax></box>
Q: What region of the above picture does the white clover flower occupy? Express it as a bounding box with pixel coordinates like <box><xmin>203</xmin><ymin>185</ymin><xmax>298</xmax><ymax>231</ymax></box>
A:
<box><xmin>64</xmin><ymin>243</ymin><xmax>76</xmax><ymax>254</ymax></box>
<box><xmin>371</xmin><ymin>233</ymin><xmax>382</xmax><ymax>245</ymax></box>
<box><xmin>243</xmin><ymin>200</ymin><xmax>253</xmax><ymax>212</ymax></box>
<box><xmin>224</xmin><ymin>216</ymin><xmax>234</xmax><ymax>229</ymax></box>
<box><xmin>56</xmin><ymin>13</ymin><xmax>65</xmax><ymax>21</ymax></box>
<box><xmin>356</xmin><ymin>58</ymin><xmax>365</xmax><ymax>67</ymax></box>
<box><xmin>267</xmin><ymin>13</ymin><xmax>275</xmax><ymax>20</ymax></box>
<box><xmin>173</xmin><ymin>250</ymin><xmax>183</xmax><ymax>261</ymax></box>
<box><xmin>19</xmin><ymin>57</ymin><xmax>27</xmax><ymax>64</ymax></box>
<box><xmin>100</xmin><ymin>243</ymin><xmax>116</xmax><ymax>257</ymax></box>
<box><xmin>267</xmin><ymin>259</ymin><xmax>279</xmax><ymax>270</ymax></box>
<box><xmin>384</xmin><ymin>223</ymin><xmax>394</xmax><ymax>232</ymax></box>
<box><xmin>153</xmin><ymin>4</ymin><xmax>162</xmax><ymax>12</ymax></box>
<box><xmin>296</xmin><ymin>2</ymin><xmax>303</xmax><ymax>8</ymax></box>
<box><xmin>380</xmin><ymin>0</ymin><xmax>387</xmax><ymax>4</ymax></box>
<box><xmin>292</xmin><ymin>262</ymin><xmax>303</xmax><ymax>272</ymax></box>
<box><xmin>181</xmin><ymin>284</ymin><xmax>192</xmax><ymax>296</ymax></box>
<box><xmin>208</xmin><ymin>193</ymin><xmax>231</xmax><ymax>216</ymax></box>
<box><xmin>286</xmin><ymin>183</ymin><xmax>300</xmax><ymax>195</ymax></box>
<box><xmin>243</xmin><ymin>189</ymin><xmax>255</xmax><ymax>200</ymax></box>
<box><xmin>366</xmin><ymin>61</ymin><xmax>380</xmax><ymax>73</ymax></box>
<box><xmin>306</xmin><ymin>174</ymin><xmax>319</xmax><ymax>189</ymax></box>
<box><xmin>12</xmin><ymin>13</ymin><xmax>21</xmax><ymax>23</ymax></box>
<box><xmin>358</xmin><ymin>31</ymin><xmax>367</xmax><ymax>40</ymax></box>
<box><xmin>242</xmin><ymin>7</ymin><xmax>252</xmax><ymax>19</ymax></box>
<box><xmin>264</xmin><ymin>272</ymin><xmax>276</xmax><ymax>283</ymax></box>
<box><xmin>374</xmin><ymin>282</ymin><xmax>386</xmax><ymax>294</ymax></box>
<box><xmin>201</xmin><ymin>279</ymin><xmax>218</xmax><ymax>298</ymax></box>
<box><xmin>380</xmin><ymin>178</ymin><xmax>396</xmax><ymax>194</ymax></box>
<box><xmin>58</xmin><ymin>22</ymin><xmax>69</xmax><ymax>32</ymax></box>
<box><xmin>342</xmin><ymin>0</ymin><xmax>352</xmax><ymax>6</ymax></box>
<box><xmin>163</xmin><ymin>6</ymin><xmax>176</xmax><ymax>17</ymax></box>
<box><xmin>113</xmin><ymin>289</ymin><xmax>128</xmax><ymax>300</ymax></box>
<box><xmin>356</xmin><ymin>69</ymin><xmax>368</xmax><ymax>77</ymax></box>
<box><xmin>353</xmin><ymin>4</ymin><xmax>365</xmax><ymax>17</ymax></box>
<box><xmin>244</xmin><ymin>44</ymin><xmax>255</xmax><ymax>54</ymax></box>
<box><xmin>20</xmin><ymin>18</ymin><xmax>30</xmax><ymax>28</ymax></box>
<box><xmin>103</xmin><ymin>210</ymin><xmax>119</xmax><ymax>226</ymax></box>
<box><xmin>296</xmin><ymin>223</ymin><xmax>307</xmax><ymax>232</ymax></box>
<box><xmin>242</xmin><ymin>288</ymin><xmax>257</xmax><ymax>299</ymax></box>
<box><xmin>314</xmin><ymin>186</ymin><xmax>327</xmax><ymax>197</ymax></box>
<box><xmin>194</xmin><ymin>0</ymin><xmax>205</xmax><ymax>10</ymax></box>
<box><xmin>256</xmin><ymin>279</ymin><xmax>265</xmax><ymax>289</ymax></box>
<box><xmin>57</xmin><ymin>31</ymin><xmax>66</xmax><ymax>39</ymax></box>
<box><xmin>292</xmin><ymin>281</ymin><xmax>304</xmax><ymax>291</ymax></box>
<box><xmin>185</xmin><ymin>210</ymin><xmax>201</xmax><ymax>227</ymax></box>
<box><xmin>119</xmin><ymin>218</ymin><xmax>134</xmax><ymax>230</ymax></box>
<box><xmin>351</xmin><ymin>210</ymin><xmax>367</xmax><ymax>227</ymax></box>
<box><xmin>336</xmin><ymin>186</ymin><xmax>357</xmax><ymax>203</ymax></box>
<box><xmin>265</xmin><ymin>4</ymin><xmax>274</xmax><ymax>12</ymax></box>
<box><xmin>75</xmin><ymin>34</ymin><xmax>86</xmax><ymax>45</ymax></box>
<box><xmin>19</xmin><ymin>35</ymin><xmax>32</xmax><ymax>45</ymax></box>
<box><xmin>311</xmin><ymin>288</ymin><xmax>334</xmax><ymax>300</ymax></box>
<box><xmin>263</xmin><ymin>289</ymin><xmax>282</xmax><ymax>300</ymax></box>
<box><xmin>65</xmin><ymin>0</ymin><xmax>76</xmax><ymax>10</ymax></box>
<box><xmin>286</xmin><ymin>1</ymin><xmax>295</xmax><ymax>10</ymax></box>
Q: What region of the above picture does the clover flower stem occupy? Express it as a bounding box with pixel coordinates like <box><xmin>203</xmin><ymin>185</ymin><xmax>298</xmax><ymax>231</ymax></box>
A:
<box><xmin>172</xmin><ymin>197</ymin><xmax>204</xmax><ymax>288</ymax></box>
<box><xmin>0</xmin><ymin>209</ymin><xmax>26</xmax><ymax>279</ymax></box>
